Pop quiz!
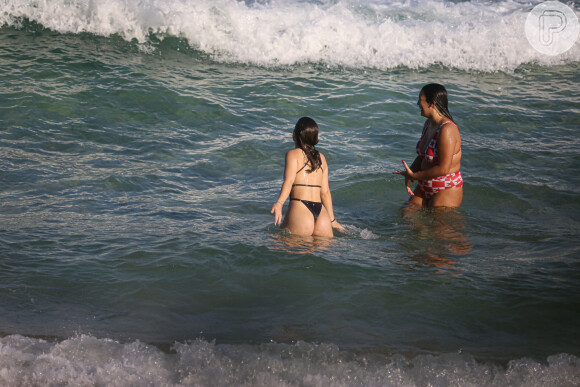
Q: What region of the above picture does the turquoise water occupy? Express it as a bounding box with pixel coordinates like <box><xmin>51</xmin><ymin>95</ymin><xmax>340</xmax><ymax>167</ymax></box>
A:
<box><xmin>1</xmin><ymin>0</ymin><xmax>580</xmax><ymax>385</ymax></box>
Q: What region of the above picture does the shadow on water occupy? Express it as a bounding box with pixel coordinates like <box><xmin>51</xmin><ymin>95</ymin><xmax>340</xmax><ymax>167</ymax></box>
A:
<box><xmin>396</xmin><ymin>206</ymin><xmax>473</xmax><ymax>273</ymax></box>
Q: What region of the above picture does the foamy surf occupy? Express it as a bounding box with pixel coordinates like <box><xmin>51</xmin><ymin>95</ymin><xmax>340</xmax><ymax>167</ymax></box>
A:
<box><xmin>2</xmin><ymin>0</ymin><xmax>578</xmax><ymax>71</ymax></box>
<box><xmin>342</xmin><ymin>224</ymin><xmax>380</xmax><ymax>239</ymax></box>
<box><xmin>1</xmin><ymin>334</ymin><xmax>579</xmax><ymax>386</ymax></box>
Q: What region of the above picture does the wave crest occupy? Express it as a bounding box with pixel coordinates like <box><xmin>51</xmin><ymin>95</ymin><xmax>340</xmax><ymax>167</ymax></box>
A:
<box><xmin>2</xmin><ymin>0</ymin><xmax>579</xmax><ymax>71</ymax></box>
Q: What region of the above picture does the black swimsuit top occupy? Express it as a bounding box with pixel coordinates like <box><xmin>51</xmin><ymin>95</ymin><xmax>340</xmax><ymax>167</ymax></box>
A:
<box><xmin>293</xmin><ymin>161</ymin><xmax>322</xmax><ymax>188</ymax></box>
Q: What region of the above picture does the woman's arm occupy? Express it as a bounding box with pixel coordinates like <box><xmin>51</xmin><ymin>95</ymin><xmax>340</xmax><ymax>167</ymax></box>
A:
<box><xmin>320</xmin><ymin>155</ymin><xmax>345</xmax><ymax>232</ymax></box>
<box><xmin>271</xmin><ymin>150</ymin><xmax>298</xmax><ymax>225</ymax></box>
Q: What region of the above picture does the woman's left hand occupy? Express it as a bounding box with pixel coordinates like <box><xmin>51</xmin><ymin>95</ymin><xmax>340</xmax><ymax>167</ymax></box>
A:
<box><xmin>332</xmin><ymin>219</ymin><xmax>345</xmax><ymax>233</ymax></box>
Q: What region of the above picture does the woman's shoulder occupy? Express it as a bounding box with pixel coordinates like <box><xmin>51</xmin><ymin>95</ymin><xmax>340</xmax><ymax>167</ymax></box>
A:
<box><xmin>438</xmin><ymin>121</ymin><xmax>461</xmax><ymax>147</ymax></box>
<box><xmin>285</xmin><ymin>148</ymin><xmax>304</xmax><ymax>165</ymax></box>
<box><xmin>440</xmin><ymin>119</ymin><xmax>458</xmax><ymax>128</ymax></box>
<box><xmin>440</xmin><ymin>121</ymin><xmax>460</xmax><ymax>135</ymax></box>
<box><xmin>286</xmin><ymin>148</ymin><xmax>302</xmax><ymax>158</ymax></box>
<box><xmin>319</xmin><ymin>152</ymin><xmax>328</xmax><ymax>169</ymax></box>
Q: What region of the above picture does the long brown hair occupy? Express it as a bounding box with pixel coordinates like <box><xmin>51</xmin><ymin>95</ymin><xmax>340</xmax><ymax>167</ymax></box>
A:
<box><xmin>421</xmin><ymin>83</ymin><xmax>453</xmax><ymax>121</ymax></box>
<box><xmin>293</xmin><ymin>117</ymin><xmax>322</xmax><ymax>173</ymax></box>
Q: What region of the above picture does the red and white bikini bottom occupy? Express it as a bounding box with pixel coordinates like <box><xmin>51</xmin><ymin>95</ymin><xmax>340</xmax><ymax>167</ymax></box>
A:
<box><xmin>418</xmin><ymin>171</ymin><xmax>463</xmax><ymax>199</ymax></box>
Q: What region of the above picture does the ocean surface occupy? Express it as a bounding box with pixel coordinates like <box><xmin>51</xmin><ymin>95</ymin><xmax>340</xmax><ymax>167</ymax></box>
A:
<box><xmin>1</xmin><ymin>0</ymin><xmax>580</xmax><ymax>385</ymax></box>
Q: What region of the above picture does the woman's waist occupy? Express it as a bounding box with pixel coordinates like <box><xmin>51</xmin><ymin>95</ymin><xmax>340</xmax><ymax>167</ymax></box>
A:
<box><xmin>290</xmin><ymin>190</ymin><xmax>322</xmax><ymax>202</ymax></box>
<box><xmin>420</xmin><ymin>160</ymin><xmax>461</xmax><ymax>173</ymax></box>
<box><xmin>419</xmin><ymin>170</ymin><xmax>462</xmax><ymax>182</ymax></box>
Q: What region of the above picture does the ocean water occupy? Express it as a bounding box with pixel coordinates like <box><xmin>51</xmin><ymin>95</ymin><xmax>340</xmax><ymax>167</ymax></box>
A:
<box><xmin>1</xmin><ymin>0</ymin><xmax>580</xmax><ymax>385</ymax></box>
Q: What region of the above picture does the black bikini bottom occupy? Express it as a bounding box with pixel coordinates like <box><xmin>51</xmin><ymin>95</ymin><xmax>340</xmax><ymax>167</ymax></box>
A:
<box><xmin>291</xmin><ymin>198</ymin><xmax>322</xmax><ymax>221</ymax></box>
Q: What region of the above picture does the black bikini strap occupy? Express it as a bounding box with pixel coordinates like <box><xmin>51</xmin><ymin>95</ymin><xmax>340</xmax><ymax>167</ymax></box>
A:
<box><xmin>296</xmin><ymin>162</ymin><xmax>309</xmax><ymax>174</ymax></box>
<box><xmin>292</xmin><ymin>183</ymin><xmax>321</xmax><ymax>188</ymax></box>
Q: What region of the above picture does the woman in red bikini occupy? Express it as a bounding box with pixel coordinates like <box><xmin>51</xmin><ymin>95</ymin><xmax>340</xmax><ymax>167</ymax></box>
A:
<box><xmin>271</xmin><ymin>117</ymin><xmax>344</xmax><ymax>236</ymax></box>
<box><xmin>394</xmin><ymin>83</ymin><xmax>463</xmax><ymax>208</ymax></box>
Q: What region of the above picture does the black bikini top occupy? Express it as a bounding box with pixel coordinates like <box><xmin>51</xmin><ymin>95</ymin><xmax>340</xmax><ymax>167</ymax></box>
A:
<box><xmin>293</xmin><ymin>161</ymin><xmax>321</xmax><ymax>188</ymax></box>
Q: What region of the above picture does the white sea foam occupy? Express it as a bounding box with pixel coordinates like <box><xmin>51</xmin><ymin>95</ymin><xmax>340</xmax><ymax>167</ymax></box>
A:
<box><xmin>1</xmin><ymin>0</ymin><xmax>579</xmax><ymax>71</ymax></box>
<box><xmin>1</xmin><ymin>334</ymin><xmax>579</xmax><ymax>386</ymax></box>
<box><xmin>343</xmin><ymin>224</ymin><xmax>380</xmax><ymax>239</ymax></box>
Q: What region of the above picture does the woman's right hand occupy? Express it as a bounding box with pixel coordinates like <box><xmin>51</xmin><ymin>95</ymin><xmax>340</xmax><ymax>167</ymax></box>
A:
<box><xmin>404</xmin><ymin>174</ymin><xmax>414</xmax><ymax>196</ymax></box>
<box><xmin>393</xmin><ymin>160</ymin><xmax>415</xmax><ymax>196</ymax></box>
<box><xmin>271</xmin><ymin>202</ymin><xmax>283</xmax><ymax>225</ymax></box>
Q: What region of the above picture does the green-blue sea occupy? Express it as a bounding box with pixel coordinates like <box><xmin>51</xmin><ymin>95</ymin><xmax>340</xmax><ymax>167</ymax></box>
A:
<box><xmin>1</xmin><ymin>0</ymin><xmax>579</xmax><ymax>385</ymax></box>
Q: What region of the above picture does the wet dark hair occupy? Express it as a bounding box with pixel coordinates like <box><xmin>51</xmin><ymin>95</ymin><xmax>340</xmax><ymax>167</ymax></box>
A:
<box><xmin>421</xmin><ymin>83</ymin><xmax>453</xmax><ymax>121</ymax></box>
<box><xmin>293</xmin><ymin>117</ymin><xmax>322</xmax><ymax>173</ymax></box>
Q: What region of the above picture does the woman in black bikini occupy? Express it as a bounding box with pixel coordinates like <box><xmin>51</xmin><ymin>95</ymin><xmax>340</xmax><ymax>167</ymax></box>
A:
<box><xmin>271</xmin><ymin>117</ymin><xmax>344</xmax><ymax>237</ymax></box>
